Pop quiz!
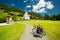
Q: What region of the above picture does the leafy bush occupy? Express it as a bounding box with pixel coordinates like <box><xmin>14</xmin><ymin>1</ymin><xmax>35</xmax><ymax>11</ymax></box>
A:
<box><xmin>0</xmin><ymin>12</ymin><xmax>8</xmax><ymax>23</ymax></box>
<box><xmin>0</xmin><ymin>17</ymin><xmax>6</xmax><ymax>23</ymax></box>
<box><xmin>12</xmin><ymin>15</ymin><xmax>22</xmax><ymax>21</ymax></box>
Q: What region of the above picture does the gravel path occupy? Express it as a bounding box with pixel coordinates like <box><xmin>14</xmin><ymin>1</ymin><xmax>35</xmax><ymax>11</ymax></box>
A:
<box><xmin>20</xmin><ymin>24</ymin><xmax>49</xmax><ymax>40</ymax></box>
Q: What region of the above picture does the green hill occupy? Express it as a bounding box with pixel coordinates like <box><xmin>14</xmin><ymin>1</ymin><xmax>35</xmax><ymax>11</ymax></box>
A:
<box><xmin>0</xmin><ymin>4</ymin><xmax>43</xmax><ymax>19</ymax></box>
<box><xmin>0</xmin><ymin>4</ymin><xmax>60</xmax><ymax>23</ymax></box>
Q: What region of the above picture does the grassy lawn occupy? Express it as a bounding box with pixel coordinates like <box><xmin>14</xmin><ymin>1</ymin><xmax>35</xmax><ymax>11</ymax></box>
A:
<box><xmin>24</xmin><ymin>20</ymin><xmax>60</xmax><ymax>40</ymax></box>
<box><xmin>0</xmin><ymin>22</ymin><xmax>25</xmax><ymax>40</ymax></box>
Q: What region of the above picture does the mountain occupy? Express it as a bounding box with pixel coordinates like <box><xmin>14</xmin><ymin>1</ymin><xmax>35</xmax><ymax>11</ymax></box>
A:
<box><xmin>0</xmin><ymin>4</ymin><xmax>60</xmax><ymax>23</ymax></box>
<box><xmin>0</xmin><ymin>4</ymin><xmax>24</xmax><ymax>12</ymax></box>
<box><xmin>0</xmin><ymin>4</ymin><xmax>43</xmax><ymax>19</ymax></box>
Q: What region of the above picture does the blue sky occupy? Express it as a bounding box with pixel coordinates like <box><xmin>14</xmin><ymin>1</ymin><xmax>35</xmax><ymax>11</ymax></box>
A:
<box><xmin>0</xmin><ymin>0</ymin><xmax>60</xmax><ymax>15</ymax></box>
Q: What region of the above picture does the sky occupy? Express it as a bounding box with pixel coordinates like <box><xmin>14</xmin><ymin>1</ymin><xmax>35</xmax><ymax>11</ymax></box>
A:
<box><xmin>0</xmin><ymin>0</ymin><xmax>60</xmax><ymax>15</ymax></box>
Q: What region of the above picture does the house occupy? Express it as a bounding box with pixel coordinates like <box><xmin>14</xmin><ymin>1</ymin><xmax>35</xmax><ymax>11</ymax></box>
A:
<box><xmin>0</xmin><ymin>9</ymin><xmax>4</xmax><ymax>12</ymax></box>
<box><xmin>23</xmin><ymin>11</ymin><xmax>30</xmax><ymax>20</ymax></box>
<box><xmin>6</xmin><ymin>16</ymin><xmax>12</xmax><ymax>24</ymax></box>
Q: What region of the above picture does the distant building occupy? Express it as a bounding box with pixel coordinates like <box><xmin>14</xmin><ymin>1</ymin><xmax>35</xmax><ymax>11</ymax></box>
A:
<box><xmin>0</xmin><ymin>9</ymin><xmax>4</xmax><ymax>12</ymax></box>
<box><xmin>6</xmin><ymin>16</ymin><xmax>12</xmax><ymax>24</ymax></box>
<box><xmin>23</xmin><ymin>11</ymin><xmax>30</xmax><ymax>20</ymax></box>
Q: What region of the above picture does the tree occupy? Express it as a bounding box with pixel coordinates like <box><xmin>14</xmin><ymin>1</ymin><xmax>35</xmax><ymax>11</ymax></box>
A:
<box><xmin>50</xmin><ymin>14</ymin><xmax>56</xmax><ymax>20</ymax></box>
<box><xmin>56</xmin><ymin>14</ymin><xmax>60</xmax><ymax>20</ymax></box>
<box><xmin>44</xmin><ymin>14</ymin><xmax>50</xmax><ymax>20</ymax></box>
<box><xmin>28</xmin><ymin>12</ymin><xmax>43</xmax><ymax>19</ymax></box>
<box><xmin>0</xmin><ymin>12</ymin><xmax>8</xmax><ymax>23</ymax></box>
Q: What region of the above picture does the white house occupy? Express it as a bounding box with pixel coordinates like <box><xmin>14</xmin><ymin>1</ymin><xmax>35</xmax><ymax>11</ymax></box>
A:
<box><xmin>0</xmin><ymin>9</ymin><xmax>4</xmax><ymax>12</ymax></box>
<box><xmin>6</xmin><ymin>16</ymin><xmax>12</xmax><ymax>24</ymax></box>
<box><xmin>23</xmin><ymin>11</ymin><xmax>30</xmax><ymax>20</ymax></box>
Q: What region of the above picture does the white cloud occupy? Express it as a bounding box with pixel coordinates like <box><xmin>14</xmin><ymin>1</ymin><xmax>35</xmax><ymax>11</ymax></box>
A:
<box><xmin>32</xmin><ymin>0</ymin><xmax>33</xmax><ymax>1</ymax></box>
<box><xmin>32</xmin><ymin>0</ymin><xmax>46</xmax><ymax>10</ymax></box>
<box><xmin>46</xmin><ymin>1</ymin><xmax>54</xmax><ymax>9</ymax></box>
<box><xmin>24</xmin><ymin>1</ymin><xmax>27</xmax><ymax>3</ymax></box>
<box><xmin>26</xmin><ymin>5</ymin><xmax>31</xmax><ymax>8</ymax></box>
<box><xmin>11</xmin><ymin>4</ymin><xmax>15</xmax><ymax>6</ymax></box>
<box><xmin>32</xmin><ymin>0</ymin><xmax>54</xmax><ymax>13</ymax></box>
<box><xmin>38</xmin><ymin>8</ymin><xmax>47</xmax><ymax>13</ymax></box>
<box><xmin>32</xmin><ymin>0</ymin><xmax>46</xmax><ymax>13</ymax></box>
<box><xmin>28</xmin><ymin>10</ymin><xmax>31</xmax><ymax>12</ymax></box>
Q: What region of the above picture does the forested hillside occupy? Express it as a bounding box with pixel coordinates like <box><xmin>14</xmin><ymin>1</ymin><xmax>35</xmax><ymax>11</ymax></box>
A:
<box><xmin>0</xmin><ymin>4</ymin><xmax>60</xmax><ymax>23</ymax></box>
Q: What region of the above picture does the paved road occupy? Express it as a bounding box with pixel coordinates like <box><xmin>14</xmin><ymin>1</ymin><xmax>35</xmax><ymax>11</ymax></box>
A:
<box><xmin>0</xmin><ymin>23</ymin><xmax>10</xmax><ymax>26</ymax></box>
<box><xmin>20</xmin><ymin>24</ymin><xmax>49</xmax><ymax>40</ymax></box>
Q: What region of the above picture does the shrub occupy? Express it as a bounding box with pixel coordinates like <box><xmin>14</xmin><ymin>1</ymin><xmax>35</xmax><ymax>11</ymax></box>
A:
<box><xmin>0</xmin><ymin>12</ymin><xmax>8</xmax><ymax>23</ymax></box>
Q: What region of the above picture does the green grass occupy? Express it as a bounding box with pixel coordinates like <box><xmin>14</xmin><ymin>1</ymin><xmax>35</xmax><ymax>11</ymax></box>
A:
<box><xmin>24</xmin><ymin>20</ymin><xmax>60</xmax><ymax>40</ymax></box>
<box><xmin>0</xmin><ymin>20</ymin><xmax>60</xmax><ymax>40</ymax></box>
<box><xmin>0</xmin><ymin>22</ymin><xmax>25</xmax><ymax>40</ymax></box>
